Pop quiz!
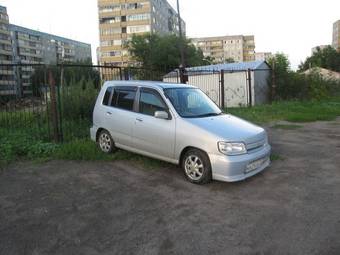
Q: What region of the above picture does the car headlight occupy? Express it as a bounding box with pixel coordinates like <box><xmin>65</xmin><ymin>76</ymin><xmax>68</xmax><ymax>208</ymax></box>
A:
<box><xmin>218</xmin><ymin>142</ymin><xmax>247</xmax><ymax>156</ymax></box>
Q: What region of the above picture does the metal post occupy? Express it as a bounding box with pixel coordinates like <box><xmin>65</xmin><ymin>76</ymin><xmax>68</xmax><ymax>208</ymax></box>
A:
<box><xmin>49</xmin><ymin>69</ymin><xmax>59</xmax><ymax>143</ymax></box>
<box><xmin>220</xmin><ymin>70</ymin><xmax>225</xmax><ymax>109</ymax></box>
<box><xmin>56</xmin><ymin>82</ymin><xmax>63</xmax><ymax>142</ymax></box>
<box><xmin>247</xmin><ymin>69</ymin><xmax>252</xmax><ymax>107</ymax></box>
<box><xmin>271</xmin><ymin>62</ymin><xmax>276</xmax><ymax>102</ymax></box>
<box><xmin>119</xmin><ymin>67</ymin><xmax>123</xmax><ymax>80</ymax></box>
<box><xmin>176</xmin><ymin>0</ymin><xmax>186</xmax><ymax>83</ymax></box>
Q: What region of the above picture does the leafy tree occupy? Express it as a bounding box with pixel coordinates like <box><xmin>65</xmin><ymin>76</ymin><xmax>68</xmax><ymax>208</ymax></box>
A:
<box><xmin>299</xmin><ymin>46</ymin><xmax>340</xmax><ymax>72</ymax></box>
<box><xmin>30</xmin><ymin>59</ymin><xmax>100</xmax><ymax>97</ymax></box>
<box><xmin>268</xmin><ymin>53</ymin><xmax>303</xmax><ymax>100</ymax></box>
<box><xmin>127</xmin><ymin>33</ymin><xmax>207</xmax><ymax>72</ymax></box>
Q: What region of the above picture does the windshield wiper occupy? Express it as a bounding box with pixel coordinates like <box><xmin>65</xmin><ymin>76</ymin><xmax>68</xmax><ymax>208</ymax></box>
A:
<box><xmin>194</xmin><ymin>112</ymin><xmax>223</xmax><ymax>118</ymax></box>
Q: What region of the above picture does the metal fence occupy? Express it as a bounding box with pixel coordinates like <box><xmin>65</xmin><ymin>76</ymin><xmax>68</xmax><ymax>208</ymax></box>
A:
<box><xmin>0</xmin><ymin>64</ymin><xmax>167</xmax><ymax>143</ymax></box>
<box><xmin>163</xmin><ymin>68</ymin><xmax>272</xmax><ymax>108</ymax></box>
<box><xmin>0</xmin><ymin>63</ymin><xmax>272</xmax><ymax>143</ymax></box>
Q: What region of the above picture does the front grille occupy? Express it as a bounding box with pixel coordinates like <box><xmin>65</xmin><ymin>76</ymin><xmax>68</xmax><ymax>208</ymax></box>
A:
<box><xmin>246</xmin><ymin>139</ymin><xmax>266</xmax><ymax>152</ymax></box>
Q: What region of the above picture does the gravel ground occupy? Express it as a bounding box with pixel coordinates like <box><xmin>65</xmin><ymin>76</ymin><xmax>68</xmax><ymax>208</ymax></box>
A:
<box><xmin>0</xmin><ymin>118</ymin><xmax>340</xmax><ymax>255</ymax></box>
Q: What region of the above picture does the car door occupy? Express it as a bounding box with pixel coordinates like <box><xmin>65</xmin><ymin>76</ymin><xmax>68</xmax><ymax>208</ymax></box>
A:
<box><xmin>104</xmin><ymin>86</ymin><xmax>138</xmax><ymax>147</ymax></box>
<box><xmin>132</xmin><ymin>87</ymin><xmax>176</xmax><ymax>159</ymax></box>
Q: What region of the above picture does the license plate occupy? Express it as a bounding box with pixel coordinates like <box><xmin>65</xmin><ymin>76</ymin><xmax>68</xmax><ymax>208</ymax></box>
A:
<box><xmin>246</xmin><ymin>157</ymin><xmax>269</xmax><ymax>173</ymax></box>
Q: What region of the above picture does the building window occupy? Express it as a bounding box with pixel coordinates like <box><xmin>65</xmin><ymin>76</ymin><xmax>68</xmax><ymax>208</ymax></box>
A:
<box><xmin>100</xmin><ymin>16</ymin><xmax>121</xmax><ymax>24</ymax></box>
<box><xmin>127</xmin><ymin>13</ymin><xmax>150</xmax><ymax>22</ymax></box>
<box><xmin>127</xmin><ymin>25</ymin><xmax>151</xmax><ymax>34</ymax></box>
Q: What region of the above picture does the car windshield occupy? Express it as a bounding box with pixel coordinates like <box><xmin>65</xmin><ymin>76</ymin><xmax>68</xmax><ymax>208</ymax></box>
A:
<box><xmin>164</xmin><ymin>88</ymin><xmax>223</xmax><ymax>118</ymax></box>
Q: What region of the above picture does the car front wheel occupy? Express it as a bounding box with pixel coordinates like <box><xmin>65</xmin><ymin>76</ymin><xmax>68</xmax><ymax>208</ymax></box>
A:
<box><xmin>182</xmin><ymin>149</ymin><xmax>212</xmax><ymax>184</ymax></box>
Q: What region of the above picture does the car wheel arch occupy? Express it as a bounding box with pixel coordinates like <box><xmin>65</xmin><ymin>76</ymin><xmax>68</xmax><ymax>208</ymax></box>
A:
<box><xmin>96</xmin><ymin>128</ymin><xmax>106</xmax><ymax>142</ymax></box>
<box><xmin>179</xmin><ymin>146</ymin><xmax>210</xmax><ymax>165</ymax></box>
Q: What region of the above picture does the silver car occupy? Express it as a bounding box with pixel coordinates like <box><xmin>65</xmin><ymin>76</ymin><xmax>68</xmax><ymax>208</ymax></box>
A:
<box><xmin>90</xmin><ymin>81</ymin><xmax>271</xmax><ymax>184</ymax></box>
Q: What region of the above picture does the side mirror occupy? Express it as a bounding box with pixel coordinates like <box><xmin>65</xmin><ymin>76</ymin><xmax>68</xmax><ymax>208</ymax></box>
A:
<box><xmin>154</xmin><ymin>111</ymin><xmax>169</xmax><ymax>120</ymax></box>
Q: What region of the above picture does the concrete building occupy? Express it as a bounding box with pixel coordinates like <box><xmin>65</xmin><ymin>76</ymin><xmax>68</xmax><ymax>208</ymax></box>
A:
<box><xmin>333</xmin><ymin>20</ymin><xmax>340</xmax><ymax>51</ymax></box>
<box><xmin>9</xmin><ymin>25</ymin><xmax>92</xmax><ymax>95</ymax></box>
<box><xmin>0</xmin><ymin>5</ymin><xmax>16</xmax><ymax>95</ymax></box>
<box><xmin>191</xmin><ymin>35</ymin><xmax>256</xmax><ymax>64</ymax></box>
<box><xmin>10</xmin><ymin>25</ymin><xmax>92</xmax><ymax>65</ymax></box>
<box><xmin>97</xmin><ymin>0</ymin><xmax>185</xmax><ymax>66</ymax></box>
<box><xmin>255</xmin><ymin>52</ymin><xmax>272</xmax><ymax>62</ymax></box>
<box><xmin>164</xmin><ymin>61</ymin><xmax>271</xmax><ymax>107</ymax></box>
<box><xmin>0</xmin><ymin>5</ymin><xmax>92</xmax><ymax>96</ymax></box>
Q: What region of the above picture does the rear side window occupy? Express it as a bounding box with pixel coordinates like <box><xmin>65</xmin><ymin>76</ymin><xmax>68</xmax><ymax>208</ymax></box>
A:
<box><xmin>102</xmin><ymin>87</ymin><xmax>113</xmax><ymax>106</ymax></box>
<box><xmin>110</xmin><ymin>88</ymin><xmax>136</xmax><ymax>111</ymax></box>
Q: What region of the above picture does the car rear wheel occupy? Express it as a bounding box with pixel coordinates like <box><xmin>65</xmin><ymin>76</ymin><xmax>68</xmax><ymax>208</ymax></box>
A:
<box><xmin>98</xmin><ymin>130</ymin><xmax>115</xmax><ymax>153</ymax></box>
<box><xmin>182</xmin><ymin>149</ymin><xmax>212</xmax><ymax>184</ymax></box>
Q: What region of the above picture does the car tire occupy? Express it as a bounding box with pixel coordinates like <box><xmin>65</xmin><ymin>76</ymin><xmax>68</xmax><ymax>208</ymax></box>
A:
<box><xmin>182</xmin><ymin>149</ymin><xmax>212</xmax><ymax>184</ymax></box>
<box><xmin>98</xmin><ymin>130</ymin><xmax>116</xmax><ymax>153</ymax></box>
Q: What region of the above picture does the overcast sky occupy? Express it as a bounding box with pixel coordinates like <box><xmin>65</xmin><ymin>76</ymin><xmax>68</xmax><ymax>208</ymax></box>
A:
<box><xmin>1</xmin><ymin>0</ymin><xmax>339</xmax><ymax>69</ymax></box>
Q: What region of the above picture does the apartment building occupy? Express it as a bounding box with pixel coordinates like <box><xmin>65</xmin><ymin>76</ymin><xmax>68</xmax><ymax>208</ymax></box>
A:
<box><xmin>0</xmin><ymin>5</ymin><xmax>92</xmax><ymax>96</ymax></box>
<box><xmin>98</xmin><ymin>0</ymin><xmax>185</xmax><ymax>66</ymax></box>
<box><xmin>10</xmin><ymin>25</ymin><xmax>92</xmax><ymax>94</ymax></box>
<box><xmin>191</xmin><ymin>35</ymin><xmax>256</xmax><ymax>64</ymax></box>
<box><xmin>333</xmin><ymin>20</ymin><xmax>340</xmax><ymax>51</ymax></box>
<box><xmin>0</xmin><ymin>5</ymin><xmax>15</xmax><ymax>95</ymax></box>
<box><xmin>255</xmin><ymin>52</ymin><xmax>273</xmax><ymax>62</ymax></box>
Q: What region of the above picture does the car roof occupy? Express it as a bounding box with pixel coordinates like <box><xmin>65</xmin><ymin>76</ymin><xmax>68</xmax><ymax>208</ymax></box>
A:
<box><xmin>104</xmin><ymin>80</ymin><xmax>196</xmax><ymax>90</ymax></box>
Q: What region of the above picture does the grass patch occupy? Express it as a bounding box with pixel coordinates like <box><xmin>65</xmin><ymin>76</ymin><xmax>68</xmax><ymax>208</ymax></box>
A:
<box><xmin>227</xmin><ymin>98</ymin><xmax>340</xmax><ymax>124</ymax></box>
<box><xmin>0</xmin><ymin>130</ymin><xmax>169</xmax><ymax>170</ymax></box>
<box><xmin>272</xmin><ymin>124</ymin><xmax>303</xmax><ymax>130</ymax></box>
<box><xmin>270</xmin><ymin>154</ymin><xmax>283</xmax><ymax>161</ymax></box>
<box><xmin>55</xmin><ymin>139</ymin><xmax>170</xmax><ymax>169</ymax></box>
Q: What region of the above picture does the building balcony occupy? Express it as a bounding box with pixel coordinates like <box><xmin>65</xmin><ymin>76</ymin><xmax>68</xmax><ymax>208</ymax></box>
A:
<box><xmin>0</xmin><ymin>19</ymin><xmax>10</xmax><ymax>25</ymax></box>
<box><xmin>0</xmin><ymin>69</ymin><xmax>14</xmax><ymax>75</ymax></box>
<box><xmin>18</xmin><ymin>51</ymin><xmax>43</xmax><ymax>58</ymax></box>
<box><xmin>17</xmin><ymin>35</ymin><xmax>41</xmax><ymax>43</ymax></box>
<box><xmin>99</xmin><ymin>6</ymin><xmax>151</xmax><ymax>18</ymax></box>
<box><xmin>0</xmin><ymin>80</ymin><xmax>16</xmax><ymax>86</ymax></box>
<box><xmin>0</xmin><ymin>49</ymin><xmax>12</xmax><ymax>56</ymax></box>
<box><xmin>19</xmin><ymin>59</ymin><xmax>43</xmax><ymax>64</ymax></box>
<box><xmin>0</xmin><ymin>89</ymin><xmax>16</xmax><ymax>96</ymax></box>
<box><xmin>0</xmin><ymin>39</ymin><xmax>11</xmax><ymax>45</ymax></box>
<box><xmin>0</xmin><ymin>60</ymin><xmax>13</xmax><ymax>64</ymax></box>
<box><xmin>0</xmin><ymin>27</ymin><xmax>10</xmax><ymax>34</ymax></box>
<box><xmin>21</xmin><ymin>74</ymin><xmax>31</xmax><ymax>79</ymax></box>
<box><xmin>18</xmin><ymin>43</ymin><xmax>42</xmax><ymax>50</ymax></box>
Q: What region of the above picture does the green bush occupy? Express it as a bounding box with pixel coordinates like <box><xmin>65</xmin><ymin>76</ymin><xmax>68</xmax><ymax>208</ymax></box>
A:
<box><xmin>61</xmin><ymin>79</ymin><xmax>99</xmax><ymax>121</ymax></box>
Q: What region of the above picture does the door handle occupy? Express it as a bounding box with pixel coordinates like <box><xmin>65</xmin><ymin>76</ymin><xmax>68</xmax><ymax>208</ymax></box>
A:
<box><xmin>106</xmin><ymin>111</ymin><xmax>112</xmax><ymax>115</ymax></box>
<box><xmin>136</xmin><ymin>118</ymin><xmax>143</xmax><ymax>122</ymax></box>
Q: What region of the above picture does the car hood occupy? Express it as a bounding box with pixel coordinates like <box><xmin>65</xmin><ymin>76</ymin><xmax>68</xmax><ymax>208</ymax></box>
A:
<box><xmin>184</xmin><ymin>114</ymin><xmax>266</xmax><ymax>144</ymax></box>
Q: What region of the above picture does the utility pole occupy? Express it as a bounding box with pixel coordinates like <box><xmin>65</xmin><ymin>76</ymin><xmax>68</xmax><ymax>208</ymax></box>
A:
<box><xmin>176</xmin><ymin>0</ymin><xmax>186</xmax><ymax>83</ymax></box>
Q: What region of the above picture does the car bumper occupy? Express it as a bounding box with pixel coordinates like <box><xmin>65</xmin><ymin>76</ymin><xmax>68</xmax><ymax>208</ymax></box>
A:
<box><xmin>90</xmin><ymin>126</ymin><xmax>98</xmax><ymax>142</ymax></box>
<box><xmin>209</xmin><ymin>144</ymin><xmax>271</xmax><ymax>182</ymax></box>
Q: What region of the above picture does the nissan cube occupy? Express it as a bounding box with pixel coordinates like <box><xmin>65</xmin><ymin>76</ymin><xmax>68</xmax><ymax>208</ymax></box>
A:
<box><xmin>90</xmin><ymin>81</ymin><xmax>271</xmax><ymax>184</ymax></box>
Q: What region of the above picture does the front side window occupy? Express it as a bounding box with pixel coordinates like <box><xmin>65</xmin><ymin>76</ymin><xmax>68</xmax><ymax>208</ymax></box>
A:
<box><xmin>164</xmin><ymin>88</ymin><xmax>222</xmax><ymax>118</ymax></box>
<box><xmin>139</xmin><ymin>89</ymin><xmax>167</xmax><ymax>116</ymax></box>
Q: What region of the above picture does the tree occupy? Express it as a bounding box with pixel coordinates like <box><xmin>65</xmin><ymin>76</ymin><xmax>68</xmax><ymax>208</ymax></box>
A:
<box><xmin>127</xmin><ymin>33</ymin><xmax>207</xmax><ymax>72</ymax></box>
<box><xmin>299</xmin><ymin>46</ymin><xmax>340</xmax><ymax>72</ymax></box>
<box><xmin>30</xmin><ymin>59</ymin><xmax>100</xmax><ymax>97</ymax></box>
<box><xmin>267</xmin><ymin>53</ymin><xmax>302</xmax><ymax>100</ymax></box>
